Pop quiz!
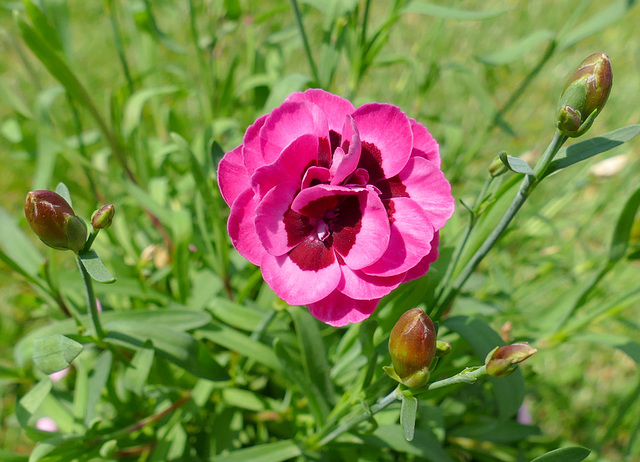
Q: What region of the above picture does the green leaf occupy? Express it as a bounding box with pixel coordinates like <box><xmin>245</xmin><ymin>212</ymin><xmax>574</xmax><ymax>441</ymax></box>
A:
<box><xmin>0</xmin><ymin>449</ymin><xmax>27</xmax><ymax>462</ymax></box>
<box><xmin>400</xmin><ymin>393</ymin><xmax>418</xmax><ymax>441</ymax></box>
<box><xmin>402</xmin><ymin>2</ymin><xmax>506</xmax><ymax>20</ymax></box>
<box><xmin>530</xmin><ymin>446</ymin><xmax>591</xmax><ymax>462</ymax></box>
<box><xmin>32</xmin><ymin>334</ymin><xmax>83</xmax><ymax>374</ymax></box>
<box><xmin>477</xmin><ymin>29</ymin><xmax>555</xmax><ymax>65</ymax></box>
<box><xmin>78</xmin><ymin>250</ymin><xmax>116</xmax><ymax>283</ymax></box>
<box><xmin>106</xmin><ymin>326</ymin><xmax>228</xmax><ymax>382</ymax></box>
<box><xmin>443</xmin><ymin>316</ymin><xmax>525</xmax><ymax>419</ymax></box>
<box><xmin>28</xmin><ymin>434</ymin><xmax>84</xmax><ymax>462</ymax></box>
<box><xmin>54</xmin><ymin>182</ymin><xmax>72</xmax><ymax>206</ymax></box>
<box><xmin>85</xmin><ymin>350</ymin><xmax>112</xmax><ymax>425</ymax></box>
<box><xmin>499</xmin><ymin>152</ymin><xmax>536</xmax><ymax>176</ymax></box>
<box><xmin>0</xmin><ymin>78</ymin><xmax>33</xmax><ymax>118</ymax></box>
<box><xmin>221</xmin><ymin>388</ymin><xmax>268</xmax><ymax>412</ymax></box>
<box><xmin>198</xmin><ymin>322</ymin><xmax>281</xmax><ymax>371</ymax></box>
<box><xmin>103</xmin><ymin>309</ymin><xmax>211</xmax><ymax>332</ymax></box>
<box><xmin>609</xmin><ymin>186</ymin><xmax>640</xmax><ymax>263</ymax></box>
<box><xmin>559</xmin><ymin>0</ymin><xmax>636</xmax><ymax>50</ymax></box>
<box><xmin>122</xmin><ymin>86</ymin><xmax>180</xmax><ymax>138</ymax></box>
<box><xmin>570</xmin><ymin>333</ymin><xmax>640</xmax><ymax>365</ymax></box>
<box><xmin>125</xmin><ymin>180</ymin><xmax>174</xmax><ymax>227</ymax></box>
<box><xmin>16</xmin><ymin>378</ymin><xmax>52</xmax><ymax>428</ymax></box>
<box><xmin>449</xmin><ymin>421</ymin><xmax>540</xmax><ymax>443</ymax></box>
<box><xmin>359</xmin><ymin>424</ymin><xmax>452</xmax><ymax>461</ymax></box>
<box><xmin>212</xmin><ymin>439</ymin><xmax>302</xmax><ymax>462</ymax></box>
<box><xmin>545</xmin><ymin>125</ymin><xmax>640</xmax><ymax>177</ymax></box>
<box><xmin>0</xmin><ymin>206</ymin><xmax>44</xmax><ymax>278</ymax></box>
<box><xmin>290</xmin><ymin>307</ymin><xmax>335</xmax><ymax>409</ymax></box>
<box><xmin>24</xmin><ymin>0</ymin><xmax>64</xmax><ymax>54</ymax></box>
<box><xmin>123</xmin><ymin>340</ymin><xmax>155</xmax><ymax>395</ymax></box>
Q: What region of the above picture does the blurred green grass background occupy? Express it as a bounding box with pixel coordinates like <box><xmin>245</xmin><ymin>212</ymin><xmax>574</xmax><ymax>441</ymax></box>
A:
<box><xmin>1</xmin><ymin>0</ymin><xmax>639</xmax><ymax>459</ymax></box>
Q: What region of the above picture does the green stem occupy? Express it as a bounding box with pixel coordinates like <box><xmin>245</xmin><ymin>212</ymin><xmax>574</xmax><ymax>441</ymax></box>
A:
<box><xmin>289</xmin><ymin>0</ymin><xmax>320</xmax><ymax>84</ymax></box>
<box><xmin>76</xmin><ymin>255</ymin><xmax>106</xmax><ymax>341</ymax></box>
<box><xmin>106</xmin><ymin>0</ymin><xmax>135</xmax><ymax>94</ymax></box>
<box><xmin>434</xmin><ymin>132</ymin><xmax>568</xmax><ymax>319</ymax></box>
<box><xmin>81</xmin><ymin>228</ymin><xmax>100</xmax><ymax>254</ymax></box>
<box><xmin>309</xmin><ymin>365</ymin><xmax>488</xmax><ymax>449</ymax></box>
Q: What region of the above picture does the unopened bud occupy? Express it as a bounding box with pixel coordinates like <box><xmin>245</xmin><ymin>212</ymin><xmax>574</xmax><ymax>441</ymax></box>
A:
<box><xmin>386</xmin><ymin>308</ymin><xmax>437</xmax><ymax>388</ymax></box>
<box><xmin>435</xmin><ymin>340</ymin><xmax>451</xmax><ymax>358</ymax></box>
<box><xmin>557</xmin><ymin>52</ymin><xmax>612</xmax><ymax>137</ymax></box>
<box><xmin>91</xmin><ymin>204</ymin><xmax>115</xmax><ymax>229</ymax></box>
<box><xmin>485</xmin><ymin>342</ymin><xmax>537</xmax><ymax>378</ymax></box>
<box><xmin>24</xmin><ymin>190</ymin><xmax>87</xmax><ymax>252</ymax></box>
<box><xmin>489</xmin><ymin>156</ymin><xmax>507</xmax><ymax>177</ymax></box>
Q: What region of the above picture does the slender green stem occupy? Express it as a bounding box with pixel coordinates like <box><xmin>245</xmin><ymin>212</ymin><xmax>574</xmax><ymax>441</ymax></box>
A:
<box><xmin>289</xmin><ymin>0</ymin><xmax>320</xmax><ymax>84</ymax></box>
<box><xmin>309</xmin><ymin>365</ymin><xmax>489</xmax><ymax>449</ymax></box>
<box><xmin>107</xmin><ymin>0</ymin><xmax>135</xmax><ymax>94</ymax></box>
<box><xmin>76</xmin><ymin>255</ymin><xmax>106</xmax><ymax>340</ymax></box>
<box><xmin>437</xmin><ymin>176</ymin><xmax>494</xmax><ymax>302</ymax></box>
<box><xmin>81</xmin><ymin>228</ymin><xmax>100</xmax><ymax>254</ymax></box>
<box><xmin>434</xmin><ymin>132</ymin><xmax>568</xmax><ymax>319</ymax></box>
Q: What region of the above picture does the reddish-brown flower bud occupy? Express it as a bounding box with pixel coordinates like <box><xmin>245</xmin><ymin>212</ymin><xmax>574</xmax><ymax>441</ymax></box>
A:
<box><xmin>24</xmin><ymin>190</ymin><xmax>87</xmax><ymax>252</ymax></box>
<box><xmin>388</xmin><ymin>308</ymin><xmax>437</xmax><ymax>388</ymax></box>
<box><xmin>485</xmin><ymin>342</ymin><xmax>537</xmax><ymax>378</ymax></box>
<box><xmin>557</xmin><ymin>52</ymin><xmax>613</xmax><ymax>137</ymax></box>
<box><xmin>91</xmin><ymin>204</ymin><xmax>115</xmax><ymax>229</ymax></box>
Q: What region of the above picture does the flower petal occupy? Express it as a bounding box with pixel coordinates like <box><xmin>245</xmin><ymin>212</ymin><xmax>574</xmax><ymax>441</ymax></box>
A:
<box><xmin>337</xmin><ymin>264</ymin><xmax>404</xmax><ymax>299</ymax></box>
<box><xmin>307</xmin><ymin>290</ymin><xmax>379</xmax><ymax>327</ymax></box>
<box><xmin>377</xmin><ymin>157</ymin><xmax>454</xmax><ymax>230</ymax></box>
<box><xmin>361</xmin><ymin>197</ymin><xmax>435</xmax><ymax>277</ymax></box>
<box><xmin>242</xmin><ymin>114</ymin><xmax>269</xmax><ymax>174</ymax></box>
<box><xmin>259</xmin><ymin>101</ymin><xmax>329</xmax><ymax>165</ymax></box>
<box><xmin>218</xmin><ymin>145</ymin><xmax>249</xmax><ymax>207</ymax></box>
<box><xmin>261</xmin><ymin>241</ymin><xmax>341</xmax><ymax>305</ymax></box>
<box><xmin>330</xmin><ymin>116</ymin><xmax>362</xmax><ymax>185</ymax></box>
<box><xmin>291</xmin><ymin>184</ymin><xmax>363</xmax><ymax>219</ymax></box>
<box><xmin>255</xmin><ymin>182</ymin><xmax>312</xmax><ymax>256</ymax></box>
<box><xmin>286</xmin><ymin>88</ymin><xmax>355</xmax><ymax>134</ymax></box>
<box><xmin>332</xmin><ymin>188</ymin><xmax>390</xmax><ymax>270</ymax></box>
<box><xmin>403</xmin><ymin>232</ymin><xmax>440</xmax><ymax>282</ymax></box>
<box><xmin>228</xmin><ymin>188</ymin><xmax>268</xmax><ymax>265</ymax></box>
<box><xmin>251</xmin><ymin>134</ymin><xmax>318</xmax><ymax>199</ymax></box>
<box><xmin>410</xmin><ymin>118</ymin><xmax>440</xmax><ymax>168</ymax></box>
<box><xmin>352</xmin><ymin>103</ymin><xmax>413</xmax><ymax>182</ymax></box>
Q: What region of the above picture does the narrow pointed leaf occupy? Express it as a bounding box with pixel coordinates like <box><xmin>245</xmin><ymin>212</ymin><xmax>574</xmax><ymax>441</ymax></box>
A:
<box><xmin>400</xmin><ymin>393</ymin><xmax>418</xmax><ymax>441</ymax></box>
<box><xmin>213</xmin><ymin>439</ymin><xmax>302</xmax><ymax>462</ymax></box>
<box><xmin>609</xmin><ymin>186</ymin><xmax>640</xmax><ymax>263</ymax></box>
<box><xmin>531</xmin><ymin>446</ymin><xmax>590</xmax><ymax>462</ymax></box>
<box><xmin>16</xmin><ymin>378</ymin><xmax>52</xmax><ymax>428</ymax></box>
<box><xmin>499</xmin><ymin>152</ymin><xmax>536</xmax><ymax>176</ymax></box>
<box><xmin>545</xmin><ymin>125</ymin><xmax>640</xmax><ymax>177</ymax></box>
<box><xmin>78</xmin><ymin>250</ymin><xmax>116</xmax><ymax>283</ymax></box>
<box><xmin>32</xmin><ymin>334</ymin><xmax>83</xmax><ymax>374</ymax></box>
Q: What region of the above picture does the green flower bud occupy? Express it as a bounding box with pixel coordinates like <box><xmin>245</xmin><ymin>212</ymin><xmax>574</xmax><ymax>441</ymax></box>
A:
<box><xmin>387</xmin><ymin>308</ymin><xmax>437</xmax><ymax>388</ymax></box>
<box><xmin>91</xmin><ymin>204</ymin><xmax>115</xmax><ymax>229</ymax></box>
<box><xmin>24</xmin><ymin>190</ymin><xmax>87</xmax><ymax>252</ymax></box>
<box><xmin>485</xmin><ymin>342</ymin><xmax>537</xmax><ymax>378</ymax></box>
<box><xmin>556</xmin><ymin>52</ymin><xmax>612</xmax><ymax>138</ymax></box>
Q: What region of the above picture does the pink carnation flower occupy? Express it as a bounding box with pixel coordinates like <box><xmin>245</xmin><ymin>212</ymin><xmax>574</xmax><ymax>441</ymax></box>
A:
<box><xmin>218</xmin><ymin>89</ymin><xmax>454</xmax><ymax>326</ymax></box>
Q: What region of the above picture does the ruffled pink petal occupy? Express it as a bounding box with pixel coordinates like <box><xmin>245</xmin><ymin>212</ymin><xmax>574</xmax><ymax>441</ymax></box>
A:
<box><xmin>251</xmin><ymin>134</ymin><xmax>318</xmax><ymax>198</ymax></box>
<box><xmin>261</xmin><ymin>243</ymin><xmax>341</xmax><ymax>305</ymax></box>
<box><xmin>337</xmin><ymin>264</ymin><xmax>404</xmax><ymax>299</ymax></box>
<box><xmin>228</xmin><ymin>188</ymin><xmax>268</xmax><ymax>265</ymax></box>
<box><xmin>242</xmin><ymin>114</ymin><xmax>269</xmax><ymax>174</ymax></box>
<box><xmin>255</xmin><ymin>182</ymin><xmax>310</xmax><ymax>256</ymax></box>
<box><xmin>302</xmin><ymin>166</ymin><xmax>331</xmax><ymax>189</ymax></box>
<box><xmin>259</xmin><ymin>101</ymin><xmax>329</xmax><ymax>165</ymax></box>
<box><xmin>384</xmin><ymin>157</ymin><xmax>455</xmax><ymax>230</ymax></box>
<box><xmin>410</xmin><ymin>118</ymin><xmax>440</xmax><ymax>168</ymax></box>
<box><xmin>332</xmin><ymin>188</ymin><xmax>390</xmax><ymax>270</ymax></box>
<box><xmin>352</xmin><ymin>103</ymin><xmax>413</xmax><ymax>182</ymax></box>
<box><xmin>291</xmin><ymin>184</ymin><xmax>363</xmax><ymax>219</ymax></box>
<box><xmin>286</xmin><ymin>89</ymin><xmax>355</xmax><ymax>134</ymax></box>
<box><xmin>330</xmin><ymin>116</ymin><xmax>362</xmax><ymax>185</ymax></box>
<box><xmin>307</xmin><ymin>290</ymin><xmax>379</xmax><ymax>327</ymax></box>
<box><xmin>403</xmin><ymin>232</ymin><xmax>440</xmax><ymax>282</ymax></box>
<box><xmin>218</xmin><ymin>145</ymin><xmax>249</xmax><ymax>207</ymax></box>
<box><xmin>361</xmin><ymin>197</ymin><xmax>435</xmax><ymax>277</ymax></box>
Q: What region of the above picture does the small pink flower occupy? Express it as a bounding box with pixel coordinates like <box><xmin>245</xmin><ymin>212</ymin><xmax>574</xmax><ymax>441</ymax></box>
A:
<box><xmin>35</xmin><ymin>417</ymin><xmax>58</xmax><ymax>432</ymax></box>
<box><xmin>218</xmin><ymin>89</ymin><xmax>454</xmax><ymax>326</ymax></box>
<box><xmin>49</xmin><ymin>367</ymin><xmax>70</xmax><ymax>382</ymax></box>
